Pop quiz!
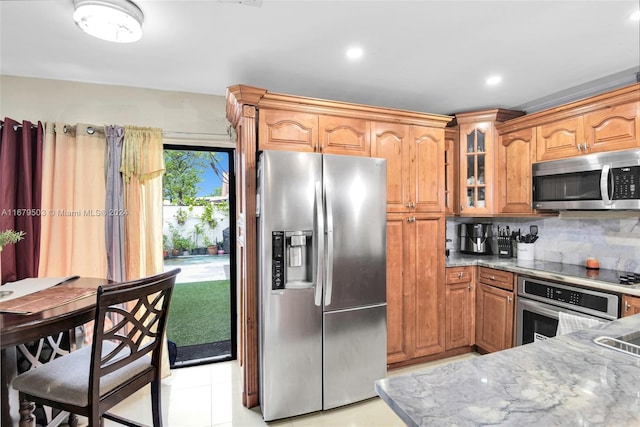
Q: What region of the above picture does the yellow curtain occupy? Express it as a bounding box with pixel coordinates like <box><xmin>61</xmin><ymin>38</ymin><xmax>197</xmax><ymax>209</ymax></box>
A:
<box><xmin>121</xmin><ymin>125</ymin><xmax>169</xmax><ymax>374</ymax></box>
<box><xmin>39</xmin><ymin>123</ymin><xmax>107</xmax><ymax>278</ymax></box>
<box><xmin>122</xmin><ymin>126</ymin><xmax>164</xmax><ymax>279</ymax></box>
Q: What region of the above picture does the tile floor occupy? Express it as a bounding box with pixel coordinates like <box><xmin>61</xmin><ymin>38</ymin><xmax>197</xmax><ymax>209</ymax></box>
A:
<box><xmin>85</xmin><ymin>352</ymin><xmax>476</xmax><ymax>427</ymax></box>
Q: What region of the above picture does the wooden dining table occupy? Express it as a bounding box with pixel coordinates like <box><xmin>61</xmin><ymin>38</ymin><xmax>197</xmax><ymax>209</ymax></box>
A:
<box><xmin>0</xmin><ymin>277</ymin><xmax>109</xmax><ymax>426</ymax></box>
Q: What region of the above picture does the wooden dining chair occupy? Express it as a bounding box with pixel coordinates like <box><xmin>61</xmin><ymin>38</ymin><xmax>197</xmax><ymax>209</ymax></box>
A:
<box><xmin>12</xmin><ymin>268</ymin><xmax>181</xmax><ymax>427</ymax></box>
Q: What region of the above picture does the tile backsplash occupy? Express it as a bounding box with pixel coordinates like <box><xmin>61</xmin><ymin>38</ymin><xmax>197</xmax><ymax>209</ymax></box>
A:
<box><xmin>447</xmin><ymin>214</ymin><xmax>640</xmax><ymax>273</ymax></box>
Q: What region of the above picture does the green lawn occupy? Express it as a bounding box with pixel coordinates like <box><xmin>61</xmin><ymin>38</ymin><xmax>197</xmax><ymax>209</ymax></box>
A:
<box><xmin>166</xmin><ymin>280</ymin><xmax>230</xmax><ymax>347</ymax></box>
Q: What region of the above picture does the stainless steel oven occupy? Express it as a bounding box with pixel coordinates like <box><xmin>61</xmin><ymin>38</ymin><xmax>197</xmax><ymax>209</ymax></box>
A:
<box><xmin>516</xmin><ymin>276</ymin><xmax>620</xmax><ymax>346</ymax></box>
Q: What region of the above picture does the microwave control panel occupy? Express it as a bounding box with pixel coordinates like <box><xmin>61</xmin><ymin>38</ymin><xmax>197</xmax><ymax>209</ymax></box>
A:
<box><xmin>611</xmin><ymin>165</ymin><xmax>638</xmax><ymax>200</ymax></box>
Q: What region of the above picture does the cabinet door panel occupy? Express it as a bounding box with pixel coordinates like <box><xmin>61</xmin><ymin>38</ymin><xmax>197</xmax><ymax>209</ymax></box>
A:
<box><xmin>584</xmin><ymin>102</ymin><xmax>640</xmax><ymax>153</ymax></box>
<box><xmin>413</xmin><ymin>215</ymin><xmax>445</xmax><ymax>357</ymax></box>
<box><xmin>458</xmin><ymin>123</ymin><xmax>493</xmax><ymax>214</ymax></box>
<box><xmin>497</xmin><ymin>128</ymin><xmax>535</xmax><ymax>214</ymax></box>
<box><xmin>319</xmin><ymin>115</ymin><xmax>370</xmax><ymax>156</ymax></box>
<box><xmin>536</xmin><ymin>116</ymin><xmax>584</xmax><ymax>161</ymax></box>
<box><xmin>371</xmin><ymin>123</ymin><xmax>410</xmax><ymax>212</ymax></box>
<box><xmin>411</xmin><ymin>126</ymin><xmax>444</xmax><ymax>212</ymax></box>
<box><xmin>444</xmin><ymin>128</ymin><xmax>459</xmax><ymax>215</ymax></box>
<box><xmin>445</xmin><ymin>281</ymin><xmax>474</xmax><ymax>350</ymax></box>
<box><xmin>623</xmin><ymin>295</ymin><xmax>640</xmax><ymax>317</ymax></box>
<box><xmin>475</xmin><ymin>283</ymin><xmax>514</xmax><ymax>353</ymax></box>
<box><xmin>258</xmin><ymin>109</ymin><xmax>318</xmax><ymax>152</ymax></box>
<box><xmin>386</xmin><ymin>214</ymin><xmax>411</xmax><ymax>363</ymax></box>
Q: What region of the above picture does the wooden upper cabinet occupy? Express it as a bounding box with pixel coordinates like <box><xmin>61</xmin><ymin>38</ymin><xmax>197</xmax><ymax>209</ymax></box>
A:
<box><xmin>319</xmin><ymin>115</ymin><xmax>370</xmax><ymax>156</ymax></box>
<box><xmin>536</xmin><ymin>116</ymin><xmax>584</xmax><ymax>162</ymax></box>
<box><xmin>444</xmin><ymin>127</ymin><xmax>459</xmax><ymax>216</ymax></box>
<box><xmin>258</xmin><ymin>109</ymin><xmax>318</xmax><ymax>152</ymax></box>
<box><xmin>411</xmin><ymin>126</ymin><xmax>444</xmax><ymax>213</ymax></box>
<box><xmin>536</xmin><ymin>99</ymin><xmax>640</xmax><ymax>162</ymax></box>
<box><xmin>371</xmin><ymin>122</ymin><xmax>411</xmax><ymax>212</ymax></box>
<box><xmin>371</xmin><ymin>122</ymin><xmax>444</xmax><ymax>213</ymax></box>
<box><xmin>458</xmin><ymin>122</ymin><xmax>494</xmax><ymax>215</ymax></box>
<box><xmin>497</xmin><ymin>127</ymin><xmax>536</xmax><ymax>214</ymax></box>
<box><xmin>584</xmin><ymin>101</ymin><xmax>640</xmax><ymax>153</ymax></box>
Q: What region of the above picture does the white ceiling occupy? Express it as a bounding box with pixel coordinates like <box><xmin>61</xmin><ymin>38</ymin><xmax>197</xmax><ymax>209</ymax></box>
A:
<box><xmin>1</xmin><ymin>0</ymin><xmax>639</xmax><ymax>116</ymax></box>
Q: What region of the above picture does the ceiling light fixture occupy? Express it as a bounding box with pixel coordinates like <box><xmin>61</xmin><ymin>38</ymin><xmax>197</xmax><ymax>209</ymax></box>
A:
<box><xmin>73</xmin><ymin>0</ymin><xmax>144</xmax><ymax>43</ymax></box>
<box><xmin>630</xmin><ymin>9</ymin><xmax>640</xmax><ymax>21</ymax></box>
<box><xmin>486</xmin><ymin>75</ymin><xmax>502</xmax><ymax>86</ymax></box>
<box><xmin>346</xmin><ymin>47</ymin><xmax>364</xmax><ymax>60</ymax></box>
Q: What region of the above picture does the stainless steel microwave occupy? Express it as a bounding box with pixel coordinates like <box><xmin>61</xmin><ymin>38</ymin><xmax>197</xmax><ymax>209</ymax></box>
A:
<box><xmin>532</xmin><ymin>149</ymin><xmax>640</xmax><ymax>210</ymax></box>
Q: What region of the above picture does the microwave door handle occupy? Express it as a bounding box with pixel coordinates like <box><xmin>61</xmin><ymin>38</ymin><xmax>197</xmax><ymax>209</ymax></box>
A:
<box><xmin>600</xmin><ymin>165</ymin><xmax>612</xmax><ymax>206</ymax></box>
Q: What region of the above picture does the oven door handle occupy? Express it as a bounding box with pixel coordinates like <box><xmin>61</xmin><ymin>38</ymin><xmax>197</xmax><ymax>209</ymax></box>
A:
<box><xmin>518</xmin><ymin>298</ymin><xmax>561</xmax><ymax>320</ymax></box>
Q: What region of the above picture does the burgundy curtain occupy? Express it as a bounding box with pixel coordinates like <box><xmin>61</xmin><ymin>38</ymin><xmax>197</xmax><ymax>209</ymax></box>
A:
<box><xmin>0</xmin><ymin>117</ymin><xmax>44</xmax><ymax>284</ymax></box>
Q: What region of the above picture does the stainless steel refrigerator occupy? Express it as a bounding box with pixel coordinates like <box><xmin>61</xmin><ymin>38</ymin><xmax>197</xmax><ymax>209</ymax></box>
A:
<box><xmin>257</xmin><ymin>150</ymin><xmax>387</xmax><ymax>421</ymax></box>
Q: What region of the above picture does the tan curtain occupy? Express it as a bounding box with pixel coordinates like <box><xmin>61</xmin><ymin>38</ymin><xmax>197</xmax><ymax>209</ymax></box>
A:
<box><xmin>121</xmin><ymin>125</ymin><xmax>169</xmax><ymax>374</ymax></box>
<box><xmin>39</xmin><ymin>123</ymin><xmax>107</xmax><ymax>278</ymax></box>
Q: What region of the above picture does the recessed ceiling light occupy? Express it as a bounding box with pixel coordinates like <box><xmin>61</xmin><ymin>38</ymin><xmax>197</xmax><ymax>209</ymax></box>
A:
<box><xmin>346</xmin><ymin>47</ymin><xmax>363</xmax><ymax>60</ymax></box>
<box><xmin>486</xmin><ymin>75</ymin><xmax>502</xmax><ymax>86</ymax></box>
<box><xmin>73</xmin><ymin>0</ymin><xmax>144</xmax><ymax>43</ymax></box>
<box><xmin>630</xmin><ymin>9</ymin><xmax>640</xmax><ymax>21</ymax></box>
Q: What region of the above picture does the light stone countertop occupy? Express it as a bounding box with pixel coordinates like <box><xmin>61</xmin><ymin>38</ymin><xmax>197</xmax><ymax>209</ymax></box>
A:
<box><xmin>445</xmin><ymin>253</ymin><xmax>640</xmax><ymax>297</ymax></box>
<box><xmin>376</xmin><ymin>314</ymin><xmax>640</xmax><ymax>427</ymax></box>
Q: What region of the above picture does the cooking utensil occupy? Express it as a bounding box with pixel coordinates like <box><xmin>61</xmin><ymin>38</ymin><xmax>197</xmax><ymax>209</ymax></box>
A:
<box><xmin>530</xmin><ymin>225</ymin><xmax>538</xmax><ymax>237</ymax></box>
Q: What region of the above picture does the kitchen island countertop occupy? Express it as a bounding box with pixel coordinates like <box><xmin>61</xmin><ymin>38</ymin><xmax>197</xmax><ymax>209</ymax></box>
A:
<box><xmin>445</xmin><ymin>253</ymin><xmax>640</xmax><ymax>297</ymax></box>
<box><xmin>376</xmin><ymin>314</ymin><xmax>640</xmax><ymax>426</ymax></box>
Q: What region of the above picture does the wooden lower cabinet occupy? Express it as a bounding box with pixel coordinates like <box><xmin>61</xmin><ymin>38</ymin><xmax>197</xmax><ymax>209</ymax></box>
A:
<box><xmin>622</xmin><ymin>294</ymin><xmax>640</xmax><ymax>317</ymax></box>
<box><xmin>445</xmin><ymin>267</ymin><xmax>475</xmax><ymax>350</ymax></box>
<box><xmin>475</xmin><ymin>268</ymin><xmax>515</xmax><ymax>353</ymax></box>
<box><xmin>386</xmin><ymin>213</ymin><xmax>445</xmax><ymax>365</ymax></box>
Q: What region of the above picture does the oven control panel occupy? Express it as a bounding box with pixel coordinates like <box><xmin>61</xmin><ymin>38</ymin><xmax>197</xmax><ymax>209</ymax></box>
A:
<box><xmin>517</xmin><ymin>276</ymin><xmax>620</xmax><ymax>320</ymax></box>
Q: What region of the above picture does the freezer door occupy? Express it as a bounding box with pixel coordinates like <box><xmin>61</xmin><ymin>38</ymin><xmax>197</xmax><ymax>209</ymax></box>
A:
<box><xmin>323</xmin><ymin>304</ymin><xmax>387</xmax><ymax>409</ymax></box>
<box><xmin>258</xmin><ymin>150</ymin><xmax>324</xmax><ymax>421</ymax></box>
<box><xmin>323</xmin><ymin>154</ymin><xmax>387</xmax><ymax>311</ymax></box>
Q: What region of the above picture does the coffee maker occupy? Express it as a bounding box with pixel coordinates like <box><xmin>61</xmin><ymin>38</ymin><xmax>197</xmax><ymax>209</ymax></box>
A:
<box><xmin>458</xmin><ymin>223</ymin><xmax>493</xmax><ymax>255</ymax></box>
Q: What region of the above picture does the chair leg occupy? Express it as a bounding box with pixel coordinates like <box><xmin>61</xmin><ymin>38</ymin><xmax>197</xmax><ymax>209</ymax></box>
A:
<box><xmin>151</xmin><ymin>378</ymin><xmax>162</xmax><ymax>427</ymax></box>
<box><xmin>18</xmin><ymin>400</ymin><xmax>35</xmax><ymax>427</ymax></box>
<box><xmin>68</xmin><ymin>412</ymin><xmax>79</xmax><ymax>427</ymax></box>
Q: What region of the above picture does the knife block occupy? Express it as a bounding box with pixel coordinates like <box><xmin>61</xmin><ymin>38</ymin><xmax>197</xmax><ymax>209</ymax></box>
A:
<box><xmin>497</xmin><ymin>236</ymin><xmax>513</xmax><ymax>258</ymax></box>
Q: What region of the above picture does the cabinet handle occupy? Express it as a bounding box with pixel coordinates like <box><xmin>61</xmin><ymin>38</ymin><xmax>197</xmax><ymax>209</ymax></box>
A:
<box><xmin>584</xmin><ymin>142</ymin><xmax>589</xmax><ymax>151</ymax></box>
<box><xmin>489</xmin><ymin>275</ymin><xmax>495</xmax><ymax>281</ymax></box>
<box><xmin>625</xmin><ymin>301</ymin><xmax>630</xmax><ymax>312</ymax></box>
<box><xmin>577</xmin><ymin>143</ymin><xmax>583</xmax><ymax>151</ymax></box>
<box><xmin>407</xmin><ymin>217</ymin><xmax>416</xmax><ymax>223</ymax></box>
<box><xmin>458</xmin><ymin>272</ymin><xmax>463</xmax><ymax>278</ymax></box>
<box><xmin>507</xmin><ymin>296</ymin><xmax>513</xmax><ymax>303</ymax></box>
<box><xmin>406</xmin><ymin>202</ymin><xmax>412</xmax><ymax>208</ymax></box>
<box><xmin>468</xmin><ymin>284</ymin><xmax>472</xmax><ymax>291</ymax></box>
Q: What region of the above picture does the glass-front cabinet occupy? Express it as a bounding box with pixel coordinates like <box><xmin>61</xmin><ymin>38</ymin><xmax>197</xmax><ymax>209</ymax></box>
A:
<box><xmin>455</xmin><ymin>109</ymin><xmax>524</xmax><ymax>216</ymax></box>
<box><xmin>459</xmin><ymin>122</ymin><xmax>492</xmax><ymax>214</ymax></box>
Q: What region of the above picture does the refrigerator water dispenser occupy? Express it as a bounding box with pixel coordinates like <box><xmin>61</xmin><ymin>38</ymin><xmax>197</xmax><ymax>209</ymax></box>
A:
<box><xmin>272</xmin><ymin>230</ymin><xmax>313</xmax><ymax>290</ymax></box>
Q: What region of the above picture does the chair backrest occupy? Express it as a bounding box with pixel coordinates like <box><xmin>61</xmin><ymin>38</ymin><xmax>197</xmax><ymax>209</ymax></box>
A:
<box><xmin>88</xmin><ymin>268</ymin><xmax>181</xmax><ymax>403</ymax></box>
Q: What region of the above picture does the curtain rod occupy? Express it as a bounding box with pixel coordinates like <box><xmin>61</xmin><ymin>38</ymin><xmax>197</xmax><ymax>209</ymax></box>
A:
<box><xmin>52</xmin><ymin>124</ymin><xmax>232</xmax><ymax>143</ymax></box>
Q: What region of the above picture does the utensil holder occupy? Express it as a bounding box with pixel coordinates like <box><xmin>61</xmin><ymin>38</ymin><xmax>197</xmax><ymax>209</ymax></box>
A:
<box><xmin>517</xmin><ymin>242</ymin><xmax>535</xmax><ymax>261</ymax></box>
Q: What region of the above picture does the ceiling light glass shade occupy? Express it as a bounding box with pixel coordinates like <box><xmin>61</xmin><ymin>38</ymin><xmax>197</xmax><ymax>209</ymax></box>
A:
<box><xmin>73</xmin><ymin>0</ymin><xmax>144</xmax><ymax>43</ymax></box>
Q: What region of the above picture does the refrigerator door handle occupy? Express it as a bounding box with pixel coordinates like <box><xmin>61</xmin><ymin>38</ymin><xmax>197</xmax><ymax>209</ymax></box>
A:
<box><xmin>325</xmin><ymin>183</ymin><xmax>334</xmax><ymax>306</ymax></box>
<box><xmin>314</xmin><ymin>181</ymin><xmax>324</xmax><ymax>307</ymax></box>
